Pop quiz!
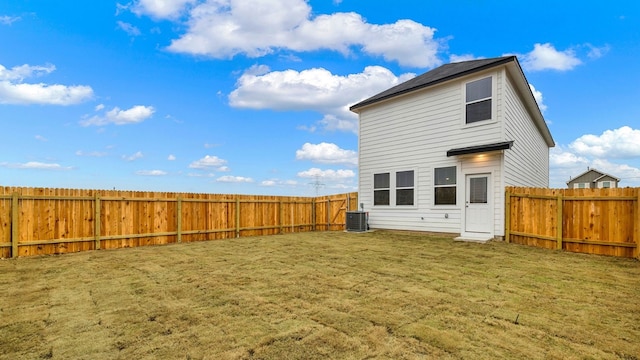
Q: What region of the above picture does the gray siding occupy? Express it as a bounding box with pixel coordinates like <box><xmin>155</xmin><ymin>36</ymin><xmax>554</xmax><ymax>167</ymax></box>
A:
<box><xmin>567</xmin><ymin>171</ymin><xmax>619</xmax><ymax>188</ymax></box>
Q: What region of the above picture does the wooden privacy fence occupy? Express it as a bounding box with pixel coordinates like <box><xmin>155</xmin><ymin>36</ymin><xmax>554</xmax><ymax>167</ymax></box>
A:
<box><xmin>505</xmin><ymin>186</ymin><xmax>640</xmax><ymax>259</ymax></box>
<box><xmin>0</xmin><ymin>187</ymin><xmax>358</xmax><ymax>258</ymax></box>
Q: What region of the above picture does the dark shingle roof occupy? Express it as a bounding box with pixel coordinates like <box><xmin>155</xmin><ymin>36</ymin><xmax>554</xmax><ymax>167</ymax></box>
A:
<box><xmin>350</xmin><ymin>56</ymin><xmax>515</xmax><ymax>111</ymax></box>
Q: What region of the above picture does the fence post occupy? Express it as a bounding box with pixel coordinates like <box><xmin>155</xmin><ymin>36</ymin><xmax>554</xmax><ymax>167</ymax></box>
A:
<box><xmin>235</xmin><ymin>197</ymin><xmax>240</xmax><ymax>238</ymax></box>
<box><xmin>312</xmin><ymin>199</ymin><xmax>316</xmax><ymax>232</ymax></box>
<box><xmin>505</xmin><ymin>189</ymin><xmax>511</xmax><ymax>243</ymax></box>
<box><xmin>279</xmin><ymin>200</ymin><xmax>283</xmax><ymax>234</ymax></box>
<box><xmin>177</xmin><ymin>196</ymin><xmax>182</xmax><ymax>243</ymax></box>
<box><xmin>635</xmin><ymin>190</ymin><xmax>640</xmax><ymax>259</ymax></box>
<box><xmin>94</xmin><ymin>194</ymin><xmax>101</xmax><ymax>250</ymax></box>
<box><xmin>326</xmin><ymin>198</ymin><xmax>331</xmax><ymax>231</ymax></box>
<box><xmin>556</xmin><ymin>193</ymin><xmax>563</xmax><ymax>250</ymax></box>
<box><xmin>11</xmin><ymin>192</ymin><xmax>18</xmax><ymax>258</ymax></box>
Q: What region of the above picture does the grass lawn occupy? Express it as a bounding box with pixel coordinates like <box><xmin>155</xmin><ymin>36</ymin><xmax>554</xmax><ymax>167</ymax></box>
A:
<box><xmin>1</xmin><ymin>230</ymin><xmax>638</xmax><ymax>359</ymax></box>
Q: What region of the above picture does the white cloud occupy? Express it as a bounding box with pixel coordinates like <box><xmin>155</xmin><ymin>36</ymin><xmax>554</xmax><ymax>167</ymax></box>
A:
<box><xmin>261</xmin><ymin>179</ymin><xmax>299</xmax><ymax>187</ymax></box>
<box><xmin>569</xmin><ymin>126</ymin><xmax>640</xmax><ymax>159</ymax></box>
<box><xmin>161</xmin><ymin>0</ymin><xmax>443</xmax><ymax>68</ymax></box>
<box><xmin>549</xmin><ymin>129</ymin><xmax>640</xmax><ymax>188</ymax></box>
<box><xmin>136</xmin><ymin>169</ymin><xmax>168</xmax><ymax>176</ymax></box>
<box><xmin>0</xmin><ymin>63</ymin><xmax>55</xmax><ymax>81</ymax></box>
<box><xmin>357</xmin><ymin>19</ymin><xmax>442</xmax><ymax>68</ymax></box>
<box><xmin>297</xmin><ymin>167</ymin><xmax>355</xmax><ymax>181</ymax></box>
<box><xmin>117</xmin><ymin>21</ymin><xmax>141</xmax><ymax>36</ymax></box>
<box><xmin>0</xmin><ymin>63</ymin><xmax>93</xmax><ymax>105</ymax></box>
<box><xmin>229</xmin><ymin>65</ymin><xmax>414</xmax><ymax>133</ymax></box>
<box><xmin>585</xmin><ymin>44</ymin><xmax>610</xmax><ymax>59</ymax></box>
<box><xmin>76</xmin><ymin>150</ymin><xmax>108</xmax><ymax>157</ymax></box>
<box><xmin>528</xmin><ymin>84</ymin><xmax>547</xmax><ymax>112</ymax></box>
<box><xmin>131</xmin><ymin>0</ymin><xmax>196</xmax><ymax>19</ymax></box>
<box><xmin>295</xmin><ymin>142</ymin><xmax>357</xmax><ymax>166</ymax></box>
<box><xmin>187</xmin><ymin>172</ymin><xmax>215</xmax><ymax>177</ymax></box>
<box><xmin>167</xmin><ymin>154</ymin><xmax>176</xmax><ymax>160</ymax></box>
<box><xmin>188</xmin><ymin>155</ymin><xmax>227</xmax><ymax>170</ymax></box>
<box><xmin>122</xmin><ymin>151</ymin><xmax>144</xmax><ymax>161</ymax></box>
<box><xmin>217</xmin><ymin>175</ymin><xmax>253</xmax><ymax>183</ymax></box>
<box><xmin>35</xmin><ymin>135</ymin><xmax>47</xmax><ymax>142</ymax></box>
<box><xmin>549</xmin><ymin>146</ymin><xmax>591</xmax><ymax>188</ymax></box>
<box><xmin>517</xmin><ymin>43</ymin><xmax>582</xmax><ymax>71</ymax></box>
<box><xmin>0</xmin><ymin>161</ymin><xmax>72</xmax><ymax>170</ymax></box>
<box><xmin>317</xmin><ymin>114</ymin><xmax>359</xmax><ymax>133</ymax></box>
<box><xmin>80</xmin><ymin>105</ymin><xmax>155</xmax><ymax>126</ymax></box>
<box><xmin>0</xmin><ymin>82</ymin><xmax>94</xmax><ymax>105</ymax></box>
<box><xmin>589</xmin><ymin>159</ymin><xmax>640</xmax><ymax>187</ymax></box>
<box><xmin>0</xmin><ymin>15</ymin><xmax>21</xmax><ymax>25</ymax></box>
<box><xmin>95</xmin><ymin>103</ymin><xmax>105</xmax><ymax>111</ymax></box>
<box><xmin>449</xmin><ymin>54</ymin><xmax>482</xmax><ymax>63</ymax></box>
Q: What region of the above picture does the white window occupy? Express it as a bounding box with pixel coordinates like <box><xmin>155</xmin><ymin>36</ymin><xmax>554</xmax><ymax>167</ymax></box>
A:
<box><xmin>374</xmin><ymin>173</ymin><xmax>390</xmax><ymax>206</ymax></box>
<box><xmin>574</xmin><ymin>183</ymin><xmax>587</xmax><ymax>189</ymax></box>
<box><xmin>396</xmin><ymin>171</ymin><xmax>414</xmax><ymax>206</ymax></box>
<box><xmin>465</xmin><ymin>77</ymin><xmax>492</xmax><ymax>124</ymax></box>
<box><xmin>373</xmin><ymin>170</ymin><xmax>416</xmax><ymax>207</ymax></box>
<box><xmin>601</xmin><ymin>181</ymin><xmax>611</xmax><ymax>188</ymax></box>
<box><xmin>434</xmin><ymin>166</ymin><xmax>456</xmax><ymax>205</ymax></box>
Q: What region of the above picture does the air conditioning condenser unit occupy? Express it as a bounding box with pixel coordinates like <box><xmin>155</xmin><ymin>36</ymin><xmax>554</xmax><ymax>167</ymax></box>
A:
<box><xmin>346</xmin><ymin>211</ymin><xmax>367</xmax><ymax>232</ymax></box>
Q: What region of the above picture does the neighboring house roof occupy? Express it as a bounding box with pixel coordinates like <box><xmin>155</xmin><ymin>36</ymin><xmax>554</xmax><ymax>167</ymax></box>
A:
<box><xmin>566</xmin><ymin>168</ymin><xmax>621</xmax><ymax>185</ymax></box>
<box><xmin>349</xmin><ymin>55</ymin><xmax>555</xmax><ymax>147</ymax></box>
<box><xmin>593</xmin><ymin>174</ymin><xmax>620</xmax><ymax>182</ymax></box>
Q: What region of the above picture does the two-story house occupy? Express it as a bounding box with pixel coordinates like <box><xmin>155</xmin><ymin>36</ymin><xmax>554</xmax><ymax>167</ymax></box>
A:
<box><xmin>350</xmin><ymin>56</ymin><xmax>554</xmax><ymax>241</ymax></box>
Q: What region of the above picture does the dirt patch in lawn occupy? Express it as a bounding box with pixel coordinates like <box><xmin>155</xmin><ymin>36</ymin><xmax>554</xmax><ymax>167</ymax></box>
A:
<box><xmin>1</xmin><ymin>230</ymin><xmax>638</xmax><ymax>359</ymax></box>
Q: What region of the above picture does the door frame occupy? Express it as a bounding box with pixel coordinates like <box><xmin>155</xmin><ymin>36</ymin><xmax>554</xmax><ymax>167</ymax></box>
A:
<box><xmin>461</xmin><ymin>171</ymin><xmax>494</xmax><ymax>238</ymax></box>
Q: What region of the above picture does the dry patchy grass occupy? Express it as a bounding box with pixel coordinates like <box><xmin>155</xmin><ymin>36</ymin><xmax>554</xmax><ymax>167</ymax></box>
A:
<box><xmin>0</xmin><ymin>230</ymin><xmax>639</xmax><ymax>359</ymax></box>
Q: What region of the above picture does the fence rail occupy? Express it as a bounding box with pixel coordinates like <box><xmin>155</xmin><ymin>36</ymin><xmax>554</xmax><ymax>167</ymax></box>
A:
<box><xmin>505</xmin><ymin>186</ymin><xmax>640</xmax><ymax>259</ymax></box>
<box><xmin>0</xmin><ymin>187</ymin><xmax>358</xmax><ymax>258</ymax></box>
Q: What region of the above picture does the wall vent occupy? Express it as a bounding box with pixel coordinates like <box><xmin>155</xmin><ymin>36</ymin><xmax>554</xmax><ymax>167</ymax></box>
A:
<box><xmin>346</xmin><ymin>211</ymin><xmax>367</xmax><ymax>232</ymax></box>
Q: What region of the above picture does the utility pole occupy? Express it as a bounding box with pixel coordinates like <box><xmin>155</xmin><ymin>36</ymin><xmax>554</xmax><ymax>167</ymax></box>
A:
<box><xmin>309</xmin><ymin>176</ymin><xmax>325</xmax><ymax>196</ymax></box>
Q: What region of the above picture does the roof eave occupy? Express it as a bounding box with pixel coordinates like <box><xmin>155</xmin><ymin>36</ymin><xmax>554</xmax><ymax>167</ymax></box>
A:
<box><xmin>504</xmin><ymin>60</ymin><xmax>555</xmax><ymax>148</ymax></box>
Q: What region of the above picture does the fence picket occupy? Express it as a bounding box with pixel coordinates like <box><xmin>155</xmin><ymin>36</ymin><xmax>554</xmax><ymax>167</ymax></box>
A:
<box><xmin>0</xmin><ymin>187</ymin><xmax>357</xmax><ymax>258</ymax></box>
<box><xmin>506</xmin><ymin>187</ymin><xmax>638</xmax><ymax>258</ymax></box>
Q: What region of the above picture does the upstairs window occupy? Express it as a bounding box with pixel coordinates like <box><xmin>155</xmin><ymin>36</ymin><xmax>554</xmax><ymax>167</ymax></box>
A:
<box><xmin>465</xmin><ymin>77</ymin><xmax>492</xmax><ymax>124</ymax></box>
<box><xmin>396</xmin><ymin>170</ymin><xmax>414</xmax><ymax>206</ymax></box>
<box><xmin>374</xmin><ymin>173</ymin><xmax>390</xmax><ymax>206</ymax></box>
<box><xmin>434</xmin><ymin>166</ymin><xmax>457</xmax><ymax>205</ymax></box>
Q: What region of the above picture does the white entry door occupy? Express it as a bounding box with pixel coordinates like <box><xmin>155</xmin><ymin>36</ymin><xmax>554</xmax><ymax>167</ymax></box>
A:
<box><xmin>465</xmin><ymin>174</ymin><xmax>491</xmax><ymax>234</ymax></box>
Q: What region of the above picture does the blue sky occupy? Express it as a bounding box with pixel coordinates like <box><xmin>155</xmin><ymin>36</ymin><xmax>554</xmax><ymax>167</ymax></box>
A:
<box><xmin>1</xmin><ymin>0</ymin><xmax>639</xmax><ymax>195</ymax></box>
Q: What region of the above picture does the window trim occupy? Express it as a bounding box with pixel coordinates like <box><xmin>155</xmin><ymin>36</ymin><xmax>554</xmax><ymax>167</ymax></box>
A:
<box><xmin>462</xmin><ymin>75</ymin><xmax>496</xmax><ymax>127</ymax></box>
<box><xmin>372</xmin><ymin>169</ymin><xmax>417</xmax><ymax>208</ymax></box>
<box><xmin>434</xmin><ymin>166</ymin><xmax>457</xmax><ymax>206</ymax></box>
<box><xmin>373</xmin><ymin>172</ymin><xmax>390</xmax><ymax>206</ymax></box>
<box><xmin>395</xmin><ymin>170</ymin><xmax>415</xmax><ymax>206</ymax></box>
